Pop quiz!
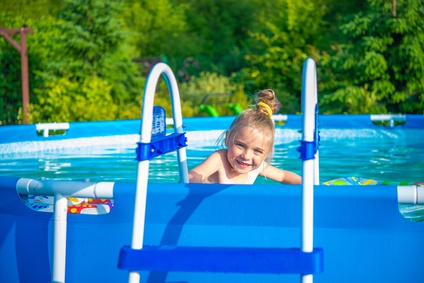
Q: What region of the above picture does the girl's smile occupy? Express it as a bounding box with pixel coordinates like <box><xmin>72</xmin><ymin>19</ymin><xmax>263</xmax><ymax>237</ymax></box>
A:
<box><xmin>235</xmin><ymin>159</ymin><xmax>251</xmax><ymax>168</ymax></box>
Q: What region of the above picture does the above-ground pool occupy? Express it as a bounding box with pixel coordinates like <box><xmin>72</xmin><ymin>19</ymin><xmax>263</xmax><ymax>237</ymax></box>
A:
<box><xmin>1</xmin><ymin>114</ymin><xmax>424</xmax><ymax>283</ymax></box>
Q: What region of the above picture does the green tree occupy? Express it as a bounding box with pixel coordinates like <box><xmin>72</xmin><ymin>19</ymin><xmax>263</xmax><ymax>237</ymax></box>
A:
<box><xmin>179</xmin><ymin>0</ymin><xmax>260</xmax><ymax>76</ymax></box>
<box><xmin>122</xmin><ymin>0</ymin><xmax>263</xmax><ymax>81</ymax></box>
<box><xmin>30</xmin><ymin>76</ymin><xmax>118</xmax><ymax>122</ymax></box>
<box><xmin>320</xmin><ymin>0</ymin><xmax>424</xmax><ymax>114</ymax></box>
<box><xmin>240</xmin><ymin>0</ymin><xmax>327</xmax><ymax>113</ymax></box>
<box><xmin>52</xmin><ymin>0</ymin><xmax>143</xmax><ymax>108</ymax></box>
<box><xmin>0</xmin><ymin>0</ymin><xmax>62</xmax><ymax>21</ymax></box>
<box><xmin>122</xmin><ymin>0</ymin><xmax>189</xmax><ymax>59</ymax></box>
<box><xmin>32</xmin><ymin>0</ymin><xmax>144</xmax><ymax>122</ymax></box>
<box><xmin>320</xmin><ymin>0</ymin><xmax>368</xmax><ymax>47</ymax></box>
<box><xmin>1</xmin><ymin>0</ymin><xmax>145</xmax><ymax>124</ymax></box>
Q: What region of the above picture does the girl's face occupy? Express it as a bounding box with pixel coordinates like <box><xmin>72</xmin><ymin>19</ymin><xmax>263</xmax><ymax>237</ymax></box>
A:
<box><xmin>226</xmin><ymin>126</ymin><xmax>271</xmax><ymax>174</ymax></box>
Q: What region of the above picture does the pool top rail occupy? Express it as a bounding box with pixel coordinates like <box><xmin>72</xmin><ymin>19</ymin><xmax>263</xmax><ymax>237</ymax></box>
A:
<box><xmin>0</xmin><ymin>114</ymin><xmax>423</xmax><ymax>144</ymax></box>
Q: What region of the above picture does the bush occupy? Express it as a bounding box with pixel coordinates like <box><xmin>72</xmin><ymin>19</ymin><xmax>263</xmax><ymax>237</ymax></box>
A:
<box><xmin>29</xmin><ymin>76</ymin><xmax>118</xmax><ymax>123</ymax></box>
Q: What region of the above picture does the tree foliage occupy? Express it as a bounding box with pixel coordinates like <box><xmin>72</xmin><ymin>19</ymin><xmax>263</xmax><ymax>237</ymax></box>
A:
<box><xmin>121</xmin><ymin>0</ymin><xmax>189</xmax><ymax>59</ymax></box>
<box><xmin>240</xmin><ymin>0</ymin><xmax>327</xmax><ymax>113</ymax></box>
<box><xmin>30</xmin><ymin>76</ymin><xmax>117</xmax><ymax>122</ymax></box>
<box><xmin>0</xmin><ymin>0</ymin><xmax>144</xmax><ymax>124</ymax></box>
<box><xmin>48</xmin><ymin>0</ymin><xmax>143</xmax><ymax>111</ymax></box>
<box><xmin>179</xmin><ymin>0</ymin><xmax>261</xmax><ymax>75</ymax></box>
<box><xmin>0</xmin><ymin>13</ymin><xmax>62</xmax><ymax>124</ymax></box>
<box><xmin>1</xmin><ymin>0</ymin><xmax>423</xmax><ymax>125</ymax></box>
<box><xmin>320</xmin><ymin>0</ymin><xmax>424</xmax><ymax>114</ymax></box>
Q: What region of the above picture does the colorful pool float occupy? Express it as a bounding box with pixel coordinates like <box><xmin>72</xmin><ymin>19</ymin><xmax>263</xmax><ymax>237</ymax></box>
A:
<box><xmin>323</xmin><ymin>177</ymin><xmax>424</xmax><ymax>186</ymax></box>
<box><xmin>22</xmin><ymin>194</ymin><xmax>114</xmax><ymax>214</ymax></box>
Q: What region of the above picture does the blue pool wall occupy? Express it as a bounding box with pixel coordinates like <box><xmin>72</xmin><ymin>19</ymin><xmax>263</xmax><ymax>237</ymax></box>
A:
<box><xmin>0</xmin><ymin>114</ymin><xmax>423</xmax><ymax>144</ymax></box>
<box><xmin>1</xmin><ymin>176</ymin><xmax>424</xmax><ymax>283</ymax></box>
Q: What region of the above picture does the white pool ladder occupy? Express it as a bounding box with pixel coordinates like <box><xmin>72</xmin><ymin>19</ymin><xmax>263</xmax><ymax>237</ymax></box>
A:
<box><xmin>129</xmin><ymin>63</ymin><xmax>189</xmax><ymax>283</ymax></box>
<box><xmin>120</xmin><ymin>60</ymin><xmax>323</xmax><ymax>283</ymax></box>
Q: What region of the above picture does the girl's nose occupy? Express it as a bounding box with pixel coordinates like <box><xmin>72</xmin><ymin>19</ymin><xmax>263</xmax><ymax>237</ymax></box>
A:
<box><xmin>242</xmin><ymin>150</ymin><xmax>253</xmax><ymax>159</ymax></box>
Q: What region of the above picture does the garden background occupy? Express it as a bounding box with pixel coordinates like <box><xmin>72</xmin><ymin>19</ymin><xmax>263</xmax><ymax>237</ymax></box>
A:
<box><xmin>0</xmin><ymin>0</ymin><xmax>423</xmax><ymax>125</ymax></box>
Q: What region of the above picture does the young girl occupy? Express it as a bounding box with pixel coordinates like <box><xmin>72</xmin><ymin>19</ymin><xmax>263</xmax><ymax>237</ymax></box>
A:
<box><xmin>188</xmin><ymin>89</ymin><xmax>302</xmax><ymax>185</ymax></box>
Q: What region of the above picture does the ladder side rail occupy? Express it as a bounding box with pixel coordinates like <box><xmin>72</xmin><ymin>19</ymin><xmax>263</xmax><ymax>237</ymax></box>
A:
<box><xmin>162</xmin><ymin>65</ymin><xmax>189</xmax><ymax>183</ymax></box>
<box><xmin>300</xmin><ymin>58</ymin><xmax>318</xmax><ymax>283</ymax></box>
<box><xmin>129</xmin><ymin>64</ymin><xmax>164</xmax><ymax>283</ymax></box>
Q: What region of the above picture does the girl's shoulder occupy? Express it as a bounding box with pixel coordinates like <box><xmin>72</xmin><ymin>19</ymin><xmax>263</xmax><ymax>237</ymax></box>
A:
<box><xmin>215</xmin><ymin>149</ymin><xmax>227</xmax><ymax>156</ymax></box>
<box><xmin>205</xmin><ymin>149</ymin><xmax>227</xmax><ymax>163</ymax></box>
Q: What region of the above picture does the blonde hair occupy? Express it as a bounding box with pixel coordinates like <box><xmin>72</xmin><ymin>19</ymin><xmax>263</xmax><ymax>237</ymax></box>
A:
<box><xmin>219</xmin><ymin>89</ymin><xmax>280</xmax><ymax>157</ymax></box>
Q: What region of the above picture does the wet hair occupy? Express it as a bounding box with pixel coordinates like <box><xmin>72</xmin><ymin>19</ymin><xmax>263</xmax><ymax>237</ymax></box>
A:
<box><xmin>219</xmin><ymin>89</ymin><xmax>280</xmax><ymax>157</ymax></box>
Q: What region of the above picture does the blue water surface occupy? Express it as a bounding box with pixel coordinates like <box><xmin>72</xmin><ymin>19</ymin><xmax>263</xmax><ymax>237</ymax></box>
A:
<box><xmin>0</xmin><ymin>127</ymin><xmax>422</xmax><ymax>184</ymax></box>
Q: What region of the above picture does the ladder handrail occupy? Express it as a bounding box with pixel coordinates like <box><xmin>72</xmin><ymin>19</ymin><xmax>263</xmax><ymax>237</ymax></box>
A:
<box><xmin>139</xmin><ymin>63</ymin><xmax>188</xmax><ymax>182</ymax></box>
<box><xmin>129</xmin><ymin>63</ymin><xmax>189</xmax><ymax>283</ymax></box>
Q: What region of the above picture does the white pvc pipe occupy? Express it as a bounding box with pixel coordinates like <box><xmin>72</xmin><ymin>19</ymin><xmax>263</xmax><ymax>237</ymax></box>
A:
<box><xmin>51</xmin><ymin>194</ymin><xmax>68</xmax><ymax>283</ymax></box>
<box><xmin>398</xmin><ymin>185</ymin><xmax>424</xmax><ymax>204</ymax></box>
<box><xmin>16</xmin><ymin>178</ymin><xmax>114</xmax><ymax>199</ymax></box>
<box><xmin>370</xmin><ymin>114</ymin><xmax>406</xmax><ymax>122</ymax></box>
<box><xmin>36</xmin><ymin>122</ymin><xmax>70</xmax><ymax>137</ymax></box>
<box><xmin>301</xmin><ymin>58</ymin><xmax>317</xmax><ymax>283</ymax></box>
<box><xmin>129</xmin><ymin>63</ymin><xmax>189</xmax><ymax>283</ymax></box>
<box><xmin>308</xmin><ymin>59</ymin><xmax>319</xmax><ymax>186</ymax></box>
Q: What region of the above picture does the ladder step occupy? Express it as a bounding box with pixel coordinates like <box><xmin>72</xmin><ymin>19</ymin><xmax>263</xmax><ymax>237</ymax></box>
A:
<box><xmin>118</xmin><ymin>245</ymin><xmax>323</xmax><ymax>274</ymax></box>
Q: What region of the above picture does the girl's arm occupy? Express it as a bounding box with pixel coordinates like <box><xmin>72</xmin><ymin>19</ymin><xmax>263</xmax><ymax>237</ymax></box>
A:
<box><xmin>188</xmin><ymin>151</ymin><xmax>223</xmax><ymax>183</ymax></box>
<box><xmin>260</xmin><ymin>163</ymin><xmax>302</xmax><ymax>184</ymax></box>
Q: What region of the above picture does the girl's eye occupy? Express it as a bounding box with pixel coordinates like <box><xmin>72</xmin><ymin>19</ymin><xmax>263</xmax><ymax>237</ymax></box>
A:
<box><xmin>254</xmin><ymin>149</ymin><xmax>264</xmax><ymax>154</ymax></box>
<box><xmin>235</xmin><ymin>142</ymin><xmax>244</xmax><ymax>148</ymax></box>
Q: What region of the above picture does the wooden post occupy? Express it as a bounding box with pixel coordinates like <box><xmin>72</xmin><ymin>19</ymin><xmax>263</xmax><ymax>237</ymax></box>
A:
<box><xmin>0</xmin><ymin>26</ymin><xmax>33</xmax><ymax>124</ymax></box>
<box><xmin>392</xmin><ymin>0</ymin><xmax>397</xmax><ymax>17</ymax></box>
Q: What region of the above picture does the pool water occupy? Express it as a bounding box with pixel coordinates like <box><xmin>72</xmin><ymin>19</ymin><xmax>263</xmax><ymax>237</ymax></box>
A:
<box><xmin>0</xmin><ymin>128</ymin><xmax>423</xmax><ymax>184</ymax></box>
